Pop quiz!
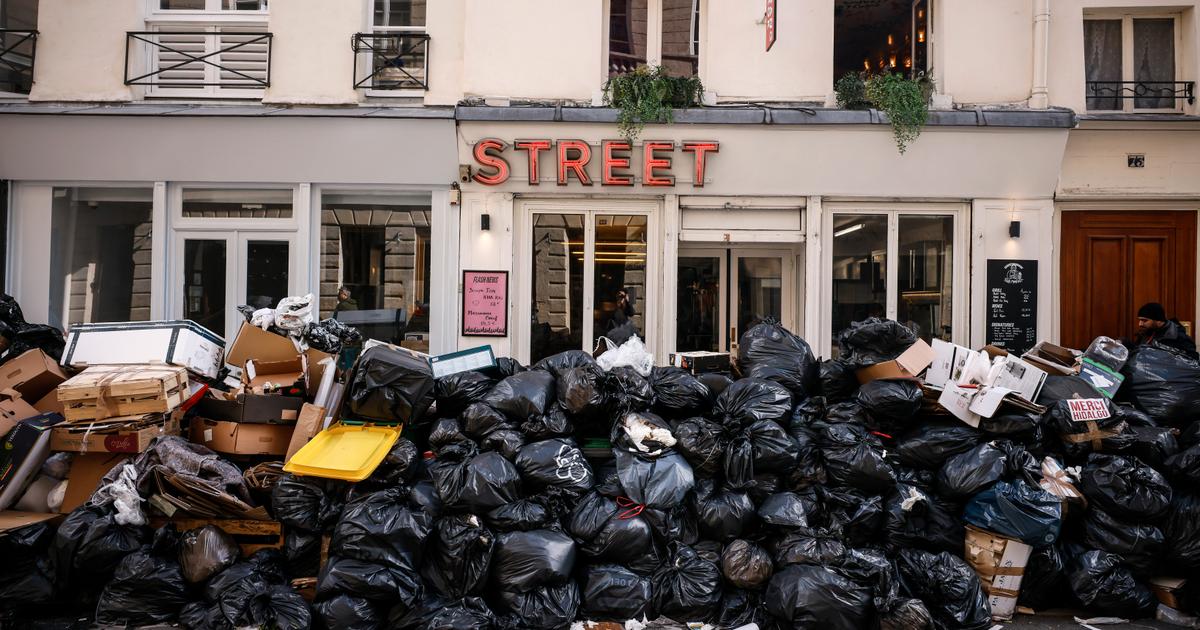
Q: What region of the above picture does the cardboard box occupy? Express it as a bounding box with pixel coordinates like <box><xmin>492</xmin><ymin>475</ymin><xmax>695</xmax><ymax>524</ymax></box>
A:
<box><xmin>0</xmin><ymin>510</ymin><xmax>61</xmax><ymax>533</ymax></box>
<box><xmin>0</xmin><ymin>389</ymin><xmax>41</xmax><ymax>438</ymax></box>
<box><xmin>243</xmin><ymin>356</ymin><xmax>308</xmax><ymax>397</ymax></box>
<box><xmin>668</xmin><ymin>351</ymin><xmax>731</xmax><ymax>374</ymax></box>
<box><xmin>190</xmin><ymin>418</ymin><xmax>294</xmax><ymax>456</ymax></box>
<box><xmin>1022</xmin><ymin>341</ymin><xmax>1080</xmax><ymax>376</ymax></box>
<box><xmin>57</xmin><ymin>365</ymin><xmax>188</xmax><ymax>422</ymax></box>
<box><xmin>60</xmin><ymin>452</ymin><xmax>129</xmax><ymax>514</ymax></box>
<box><xmin>0</xmin><ymin>349</ymin><xmax>69</xmax><ymax>402</ymax></box>
<box><xmin>964</xmin><ymin>526</ymin><xmax>1032</xmax><ymax>621</ymax></box>
<box><xmin>196</xmin><ymin>393</ymin><xmax>303</xmax><ymax>425</ymax></box>
<box><xmin>855</xmin><ymin>339</ymin><xmax>935</xmax><ymax>384</ymax></box>
<box><xmin>286</xmin><ymin>403</ymin><xmax>326</xmax><ymax>462</ymax></box>
<box><xmin>0</xmin><ymin>414</ymin><xmax>64</xmax><ymax>511</ymax></box>
<box><xmin>62</xmin><ymin>320</ymin><xmax>225</xmax><ymax>380</ymax></box>
<box><xmin>1079</xmin><ymin>357</ymin><xmax>1125</xmax><ymax>399</ymax></box>
<box><xmin>1150</xmin><ymin>577</ymin><xmax>1187</xmax><ymax>609</ymax></box>
<box><xmin>32</xmin><ymin>390</ymin><xmax>65</xmax><ymax>416</ymax></box>
<box><xmin>50</xmin><ymin>412</ymin><xmax>180</xmax><ymax>453</ymax></box>
<box><xmin>225</xmin><ymin>322</ymin><xmax>332</xmax><ymax>389</ymax></box>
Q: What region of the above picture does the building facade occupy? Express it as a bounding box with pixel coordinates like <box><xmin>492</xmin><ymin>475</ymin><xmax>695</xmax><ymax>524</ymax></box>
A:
<box><xmin>0</xmin><ymin>0</ymin><xmax>1197</xmax><ymax>362</ymax></box>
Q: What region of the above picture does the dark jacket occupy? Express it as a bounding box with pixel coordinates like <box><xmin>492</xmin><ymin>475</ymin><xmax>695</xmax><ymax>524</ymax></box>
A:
<box><xmin>1136</xmin><ymin>319</ymin><xmax>1197</xmax><ymax>357</ymax></box>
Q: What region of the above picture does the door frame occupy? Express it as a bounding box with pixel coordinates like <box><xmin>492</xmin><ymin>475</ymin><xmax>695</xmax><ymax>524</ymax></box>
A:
<box><xmin>513</xmin><ymin>198</ymin><xmax>661</xmax><ymax>365</ymax></box>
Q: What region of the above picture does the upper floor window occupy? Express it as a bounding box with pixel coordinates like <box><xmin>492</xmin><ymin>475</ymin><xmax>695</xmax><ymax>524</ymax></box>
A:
<box><xmin>1085</xmin><ymin>14</ymin><xmax>1188</xmax><ymax>112</ymax></box>
<box><xmin>0</xmin><ymin>0</ymin><xmax>38</xmax><ymax>95</ymax></box>
<box><xmin>608</xmin><ymin>0</ymin><xmax>699</xmax><ymax>78</ymax></box>
<box><xmin>158</xmin><ymin>0</ymin><xmax>266</xmax><ymax>11</ymax></box>
<box><xmin>834</xmin><ymin>0</ymin><xmax>929</xmax><ymax>80</ymax></box>
<box><xmin>355</xmin><ymin>0</ymin><xmax>428</xmax><ymax>92</ymax></box>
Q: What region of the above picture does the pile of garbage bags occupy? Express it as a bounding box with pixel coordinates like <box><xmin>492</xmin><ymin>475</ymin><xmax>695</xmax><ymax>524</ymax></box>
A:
<box><xmin>6</xmin><ymin>316</ymin><xmax>1200</xmax><ymax>629</ymax></box>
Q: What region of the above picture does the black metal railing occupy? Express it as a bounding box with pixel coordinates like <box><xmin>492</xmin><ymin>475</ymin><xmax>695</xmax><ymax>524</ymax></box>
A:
<box><xmin>353</xmin><ymin>32</ymin><xmax>429</xmax><ymax>91</ymax></box>
<box><xmin>125</xmin><ymin>30</ymin><xmax>272</xmax><ymax>88</ymax></box>
<box><xmin>1086</xmin><ymin>80</ymin><xmax>1195</xmax><ymax>107</ymax></box>
<box><xmin>0</xmin><ymin>30</ymin><xmax>38</xmax><ymax>94</ymax></box>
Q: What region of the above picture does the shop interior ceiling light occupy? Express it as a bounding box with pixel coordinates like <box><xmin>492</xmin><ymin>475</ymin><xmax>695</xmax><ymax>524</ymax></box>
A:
<box><xmin>834</xmin><ymin>223</ymin><xmax>865</xmax><ymax>238</ymax></box>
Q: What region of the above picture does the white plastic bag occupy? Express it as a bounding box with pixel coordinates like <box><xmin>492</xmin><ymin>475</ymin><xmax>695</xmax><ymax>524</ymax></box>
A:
<box><xmin>250</xmin><ymin>307</ymin><xmax>276</xmax><ymax>331</ymax></box>
<box><xmin>596</xmin><ymin>335</ymin><xmax>654</xmax><ymax>376</ymax></box>
<box><xmin>92</xmin><ymin>463</ymin><xmax>146</xmax><ymax>526</ymax></box>
<box><xmin>274</xmin><ymin>293</ymin><xmax>315</xmax><ymax>333</ymax></box>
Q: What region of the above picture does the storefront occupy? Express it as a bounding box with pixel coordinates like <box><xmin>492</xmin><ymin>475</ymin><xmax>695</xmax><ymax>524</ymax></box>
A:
<box><xmin>0</xmin><ymin>105</ymin><xmax>459</xmax><ymax>353</ymax></box>
<box><xmin>452</xmin><ymin>108</ymin><xmax>1074</xmax><ymax>363</ymax></box>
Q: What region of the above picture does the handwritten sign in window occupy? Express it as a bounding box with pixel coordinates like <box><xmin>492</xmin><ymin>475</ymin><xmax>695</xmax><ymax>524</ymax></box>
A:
<box><xmin>462</xmin><ymin>270</ymin><xmax>508</xmax><ymax>337</ymax></box>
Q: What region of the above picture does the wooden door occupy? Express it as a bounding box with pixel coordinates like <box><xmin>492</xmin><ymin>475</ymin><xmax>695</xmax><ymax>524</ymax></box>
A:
<box><xmin>1061</xmin><ymin>211</ymin><xmax>1197</xmax><ymax>350</ymax></box>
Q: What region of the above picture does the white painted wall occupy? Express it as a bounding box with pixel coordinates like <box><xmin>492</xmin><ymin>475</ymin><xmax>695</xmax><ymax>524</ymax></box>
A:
<box><xmin>425</xmin><ymin>0</ymin><xmax>467</xmax><ymax>106</ymax></box>
<box><xmin>29</xmin><ymin>0</ymin><xmax>140</xmax><ymax>102</ymax></box>
<box><xmin>8</xmin><ymin>184</ymin><xmax>53</xmax><ymax>323</ymax></box>
<box><xmin>939</xmin><ymin>0</ymin><xmax>1034</xmax><ymax>105</ymax></box>
<box><xmin>1058</xmin><ymin>126</ymin><xmax>1200</xmax><ymax>199</ymax></box>
<box><xmin>456</xmin><ymin>191</ymin><xmax>516</xmax><ymax>357</ymax></box>
<box><xmin>970</xmin><ymin>198</ymin><xmax>1055</xmax><ymax>348</ymax></box>
<box><xmin>264</xmin><ymin>0</ymin><xmax>362</xmax><ymax>105</ymax></box>
<box><xmin>704</xmin><ymin>0</ymin><xmax>831</xmax><ymax>103</ymax></box>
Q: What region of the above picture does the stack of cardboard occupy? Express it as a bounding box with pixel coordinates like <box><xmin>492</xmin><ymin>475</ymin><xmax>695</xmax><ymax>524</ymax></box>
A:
<box><xmin>0</xmin><ymin>350</ymin><xmax>70</xmax><ymax>512</ymax></box>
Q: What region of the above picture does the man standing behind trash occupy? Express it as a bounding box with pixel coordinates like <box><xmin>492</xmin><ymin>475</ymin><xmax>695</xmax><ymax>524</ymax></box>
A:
<box><xmin>1129</xmin><ymin>302</ymin><xmax>1197</xmax><ymax>357</ymax></box>
<box><xmin>333</xmin><ymin>285</ymin><xmax>358</xmax><ymax>317</ymax></box>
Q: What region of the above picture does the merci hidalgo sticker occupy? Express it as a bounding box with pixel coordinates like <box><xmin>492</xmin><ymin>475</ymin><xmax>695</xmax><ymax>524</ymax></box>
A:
<box><xmin>1068</xmin><ymin>398</ymin><xmax>1111</xmax><ymax>422</ymax></box>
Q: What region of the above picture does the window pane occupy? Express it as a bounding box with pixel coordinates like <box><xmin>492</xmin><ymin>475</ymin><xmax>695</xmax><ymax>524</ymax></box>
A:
<box><xmin>1</xmin><ymin>0</ymin><xmax>39</xmax><ymax>93</ymax></box>
<box><xmin>609</xmin><ymin>0</ymin><xmax>648</xmax><ymax>75</ymax></box>
<box><xmin>831</xmin><ymin>215</ymin><xmax>888</xmax><ymax>349</ymax></box>
<box><xmin>161</xmin><ymin>0</ymin><xmax>206</xmax><ymax>9</ymax></box>
<box><xmin>320</xmin><ymin>198</ymin><xmax>433</xmax><ymax>352</ymax></box>
<box><xmin>1134</xmin><ymin>18</ymin><xmax>1175</xmax><ymax>109</ymax></box>
<box><xmin>1084</xmin><ymin>19</ymin><xmax>1123</xmax><ymax>110</ymax></box>
<box><xmin>737</xmin><ymin>257</ymin><xmax>782</xmax><ymax>336</ymax></box>
<box><xmin>661</xmin><ymin>0</ymin><xmax>698</xmax><ymax>77</ymax></box>
<box><xmin>49</xmin><ymin>187</ymin><xmax>154</xmax><ymax>330</ymax></box>
<box><xmin>374</xmin><ymin>0</ymin><xmax>425</xmax><ymax>27</ymax></box>
<box><xmin>246</xmin><ymin>240</ymin><xmax>289</xmax><ymax>310</ymax></box>
<box><xmin>898</xmin><ymin>215</ymin><xmax>954</xmax><ymax>343</ymax></box>
<box><xmin>184</xmin><ymin>239</ymin><xmax>227</xmax><ymax>337</ymax></box>
<box><xmin>677</xmin><ymin>256</ymin><xmax>721</xmax><ymax>352</ymax></box>
<box><xmin>369</xmin><ymin>34</ymin><xmax>427</xmax><ymax>89</ymax></box>
<box><xmin>594</xmin><ymin>215</ymin><xmax>648</xmax><ymax>345</ymax></box>
<box><xmin>532</xmin><ymin>214</ymin><xmax>585</xmax><ymax>363</ymax></box>
<box><xmin>182</xmin><ymin>189</ymin><xmax>293</xmax><ymax>218</ymax></box>
<box><xmin>834</xmin><ymin>0</ymin><xmax>913</xmax><ymax>79</ymax></box>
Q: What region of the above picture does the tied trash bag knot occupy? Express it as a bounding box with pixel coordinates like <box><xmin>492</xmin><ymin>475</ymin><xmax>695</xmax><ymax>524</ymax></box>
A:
<box><xmin>615</xmin><ymin>496</ymin><xmax>646</xmax><ymax>519</ymax></box>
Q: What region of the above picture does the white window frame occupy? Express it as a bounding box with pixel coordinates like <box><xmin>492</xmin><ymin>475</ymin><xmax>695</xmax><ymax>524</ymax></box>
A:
<box><xmin>513</xmin><ymin>198</ymin><xmax>660</xmax><ymax>365</ymax></box>
<box><xmin>362</xmin><ymin>0</ymin><xmax>428</xmax><ymax>98</ymax></box>
<box><xmin>821</xmin><ymin>202</ymin><xmax>969</xmax><ymax>356</ymax></box>
<box><xmin>602</xmin><ymin>0</ymin><xmax>704</xmax><ymax>84</ymax></box>
<box><xmin>1083</xmin><ymin>11</ymin><xmax>1184</xmax><ymax>113</ymax></box>
<box><xmin>143</xmin><ymin>0</ymin><xmax>270</xmax><ymax>99</ymax></box>
<box><xmin>149</xmin><ymin>0</ymin><xmax>268</xmax><ymax>18</ymax></box>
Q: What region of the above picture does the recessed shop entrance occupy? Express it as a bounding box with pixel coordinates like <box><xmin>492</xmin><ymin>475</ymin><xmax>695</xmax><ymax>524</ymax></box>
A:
<box><xmin>677</xmin><ymin>246</ymin><xmax>801</xmax><ymax>353</ymax></box>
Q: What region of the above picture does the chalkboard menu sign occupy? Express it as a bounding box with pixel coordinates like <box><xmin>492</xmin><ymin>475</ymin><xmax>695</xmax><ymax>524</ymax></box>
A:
<box><xmin>986</xmin><ymin>259</ymin><xmax>1038</xmax><ymax>354</ymax></box>
<box><xmin>462</xmin><ymin>270</ymin><xmax>508</xmax><ymax>336</ymax></box>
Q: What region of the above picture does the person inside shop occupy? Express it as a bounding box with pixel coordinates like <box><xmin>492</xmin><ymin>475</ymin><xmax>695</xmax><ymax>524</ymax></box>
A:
<box><xmin>1129</xmin><ymin>302</ymin><xmax>1197</xmax><ymax>356</ymax></box>
<box><xmin>605</xmin><ymin>288</ymin><xmax>638</xmax><ymax>340</ymax></box>
<box><xmin>333</xmin><ymin>285</ymin><xmax>359</xmax><ymax>317</ymax></box>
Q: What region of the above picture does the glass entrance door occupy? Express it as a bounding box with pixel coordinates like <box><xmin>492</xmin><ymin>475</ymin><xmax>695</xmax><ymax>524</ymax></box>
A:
<box><xmin>676</xmin><ymin>247</ymin><xmax>797</xmax><ymax>353</ymax></box>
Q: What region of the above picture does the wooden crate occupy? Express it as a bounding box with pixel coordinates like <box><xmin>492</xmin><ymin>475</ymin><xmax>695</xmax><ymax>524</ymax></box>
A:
<box><xmin>150</xmin><ymin>517</ymin><xmax>284</xmax><ymax>556</ymax></box>
<box><xmin>58</xmin><ymin>365</ymin><xmax>188</xmax><ymax>422</ymax></box>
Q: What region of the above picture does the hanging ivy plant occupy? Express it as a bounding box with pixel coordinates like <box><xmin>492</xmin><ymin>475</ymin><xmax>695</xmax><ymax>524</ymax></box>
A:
<box><xmin>836</xmin><ymin>71</ymin><xmax>934</xmax><ymax>154</ymax></box>
<box><xmin>604</xmin><ymin>65</ymin><xmax>704</xmax><ymax>141</ymax></box>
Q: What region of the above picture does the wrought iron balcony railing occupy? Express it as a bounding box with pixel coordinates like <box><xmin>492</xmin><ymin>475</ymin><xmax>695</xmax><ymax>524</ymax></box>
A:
<box><xmin>125</xmin><ymin>30</ymin><xmax>272</xmax><ymax>90</ymax></box>
<box><xmin>0</xmin><ymin>30</ymin><xmax>38</xmax><ymax>94</ymax></box>
<box><xmin>1086</xmin><ymin>80</ymin><xmax>1195</xmax><ymax>108</ymax></box>
<box><xmin>353</xmin><ymin>32</ymin><xmax>429</xmax><ymax>91</ymax></box>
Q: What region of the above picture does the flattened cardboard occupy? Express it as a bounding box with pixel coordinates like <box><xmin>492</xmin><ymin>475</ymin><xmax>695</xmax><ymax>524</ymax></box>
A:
<box><xmin>60</xmin><ymin>452</ymin><xmax>129</xmax><ymax>514</ymax></box>
<box><xmin>50</xmin><ymin>413</ymin><xmax>180</xmax><ymax>453</ymax></box>
<box><xmin>0</xmin><ymin>389</ymin><xmax>41</xmax><ymax>437</ymax></box>
<box><xmin>197</xmin><ymin>393</ymin><xmax>303</xmax><ymax>425</ymax></box>
<box><xmin>856</xmin><ymin>339</ymin><xmax>935</xmax><ymax>384</ymax></box>
<box><xmin>0</xmin><ymin>510</ymin><xmax>61</xmax><ymax>533</ymax></box>
<box><xmin>1022</xmin><ymin>341</ymin><xmax>1080</xmax><ymax>376</ymax></box>
<box><xmin>190</xmin><ymin>418</ymin><xmax>294</xmax><ymax>456</ymax></box>
<box><xmin>0</xmin><ymin>349</ymin><xmax>69</xmax><ymax>402</ymax></box>
<box><xmin>286</xmin><ymin>403</ymin><xmax>326</xmax><ymax>463</ymax></box>
<box><xmin>1150</xmin><ymin>577</ymin><xmax>1187</xmax><ymax>609</ymax></box>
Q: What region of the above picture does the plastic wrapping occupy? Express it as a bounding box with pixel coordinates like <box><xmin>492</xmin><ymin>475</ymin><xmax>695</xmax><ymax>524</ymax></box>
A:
<box><xmin>484</xmin><ymin>371</ymin><xmax>555</xmax><ymax>420</ymax></box>
<box><xmin>1122</xmin><ymin>344</ymin><xmax>1200</xmax><ymax>427</ymax></box>
<box><xmin>736</xmin><ymin>318</ymin><xmax>819</xmax><ymax>399</ymax></box>
<box><xmin>579</xmin><ymin>563</ymin><xmax>654</xmax><ymax>621</ymax></box>
<box><xmin>837</xmin><ymin>318</ymin><xmax>918</xmax><ymax>368</ymax></box>
<box><xmin>595</xmin><ymin>335</ymin><xmax>654</xmax><ymax>376</ymax></box>
<box><xmin>652</xmin><ymin>543</ymin><xmax>722</xmax><ymax>623</ymax></box>
<box><xmin>649</xmin><ymin>366</ymin><xmax>712</xmax><ymax>417</ymax></box>
<box><xmin>179</xmin><ymin>524</ymin><xmax>240</xmax><ymax>584</ymax></box>
<box><xmin>304</xmin><ymin>317</ymin><xmax>363</xmax><ymax>355</ymax></box>
<box><xmin>1086</xmin><ymin>336</ymin><xmax>1130</xmax><ymax>372</ymax></box>
<box><xmin>963</xmin><ymin>480</ymin><xmax>1062</xmax><ymax>546</ymax></box>
<box><xmin>490</xmin><ymin>528</ymin><xmax>576</xmax><ymax>593</ymax></box>
<box><xmin>818</xmin><ymin>422</ymin><xmax>896</xmax><ymax>492</ymax></box>
<box><xmin>344</xmin><ymin>344</ymin><xmax>436</xmax><ymax>424</ymax></box>
<box><xmin>766</xmin><ymin>563</ymin><xmax>872</xmax><ymax>630</ymax></box>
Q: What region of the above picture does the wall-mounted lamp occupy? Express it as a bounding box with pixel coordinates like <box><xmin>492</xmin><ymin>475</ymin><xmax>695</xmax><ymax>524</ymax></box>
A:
<box><xmin>449</xmin><ymin>181</ymin><xmax>461</xmax><ymax>206</ymax></box>
<box><xmin>1009</xmin><ymin>220</ymin><xmax>1021</xmax><ymax>239</ymax></box>
<box><xmin>481</xmin><ymin>213</ymin><xmax>491</xmax><ymax>231</ymax></box>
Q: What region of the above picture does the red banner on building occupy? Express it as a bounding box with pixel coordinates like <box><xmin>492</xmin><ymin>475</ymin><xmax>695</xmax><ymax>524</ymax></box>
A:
<box><xmin>765</xmin><ymin>0</ymin><xmax>777</xmax><ymax>52</ymax></box>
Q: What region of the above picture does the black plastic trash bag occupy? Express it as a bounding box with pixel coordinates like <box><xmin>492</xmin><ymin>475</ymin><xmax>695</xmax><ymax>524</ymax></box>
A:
<box><xmin>567</xmin><ymin>491</ymin><xmax>657</xmax><ymax>570</ymax></box>
<box><xmin>521</xmin><ymin>403</ymin><xmax>574</xmax><ymax>440</ymax></box>
<box><xmin>421</xmin><ymin>515</ymin><xmax>493</xmax><ymax>599</ymax></box>
<box><xmin>979</xmin><ymin>408</ymin><xmax>1044</xmax><ymax>444</ymax></box>
<box><xmin>555</xmin><ymin>365</ymin><xmax>608</xmax><ymax>417</ymax></box>
<box><xmin>484</xmin><ymin>370</ymin><xmax>556</xmax><ymax>420</ymax></box>
<box><xmin>653</xmin><ymin>543</ymin><xmax>722</xmax><ymax>623</ymax></box>
<box><xmin>884</xmin><ymin>484</ymin><xmax>963</xmax><ymax>555</ymax></box>
<box><xmin>896</xmin><ymin>422</ymin><xmax>982</xmax><ymax>469</ymax></box>
<box><xmin>317</xmin><ymin>556</ymin><xmax>416</xmax><ymax>602</ymax></box>
<box><xmin>389</xmin><ymin>595</ymin><xmax>496</xmax><ymax>630</ymax></box>
<box><xmin>650</xmin><ymin>366</ymin><xmax>712</xmax><ymax>417</ymax></box>
<box><xmin>894</xmin><ymin>548</ymin><xmax>992</xmax><ymax>630</ymax></box>
<box><xmin>606</xmin><ymin>366</ymin><xmax>656</xmax><ymax>413</ymax></box>
<box><xmin>820</xmin><ymin>358</ymin><xmax>861</xmax><ymax>402</ymax></box>
<box><xmin>713</xmin><ymin>378</ymin><xmax>792</xmax><ymax>426</ymax></box>
<box><xmin>365</xmin><ymin>437</ymin><xmax>422</xmax><ymax>487</ymax></box>
<box><xmin>857</xmin><ymin>379</ymin><xmax>924</xmax><ymax>430</ymax></box>
<box><xmin>821</xmin><ymin>487</ymin><xmax>885</xmax><ymax>547</ymax></box>
<box><xmin>1122</xmin><ymin>343</ymin><xmax>1200</xmax><ymax>427</ymax></box>
<box><xmin>95</xmin><ymin>528</ymin><xmax>189</xmax><ymax>626</ymax></box>
<box><xmin>672</xmin><ymin>416</ymin><xmax>725</xmax><ymax>477</ymax></box>
<box><xmin>345</xmin><ymin>344</ymin><xmax>436</xmax><ymax>424</ymax></box>
<box><xmin>721</xmin><ymin>539</ymin><xmax>773</xmax><ymax>589</ymax></box>
<box><xmin>0</xmin><ymin>521</ymin><xmax>55</xmax><ymax>606</ymax></box>
<box><xmin>304</xmin><ymin>317</ymin><xmax>362</xmax><ymax>355</ymax></box>
<box><xmin>514</xmin><ymin>438</ymin><xmax>594</xmax><ymax>494</ymax></box>
<box><xmin>532</xmin><ymin>349</ymin><xmax>598</xmax><ymax>376</ymax></box>
<box><xmin>736</xmin><ymin>319</ymin><xmax>819</xmax><ymax>400</ymax></box>
<box><xmin>757</xmin><ymin>491</ymin><xmax>811</xmax><ymax>529</ymax></box>
<box><xmin>714</xmin><ymin>589</ymin><xmax>769</xmax><ymax>629</ymax></box>
<box><xmin>243</xmin><ymin>585</ymin><xmax>312</xmax><ymax>630</ymax></box>
<box><xmin>326</xmin><ymin>486</ymin><xmax>433</xmax><ymax>607</ymax></box>
<box><xmin>313</xmin><ymin>594</ymin><xmax>384</xmax><ymax>630</ymax></box>
<box><xmin>837</xmin><ymin>318</ymin><xmax>918</xmax><ymax>368</ymax></box>
<box><xmin>1119</xmin><ymin>425</ymin><xmax>1179</xmax><ymax>471</ymax></box>
<box><xmin>430</xmin><ymin>417</ymin><xmax>474</xmax><ymax>458</ymax></box>
<box><xmin>937</xmin><ymin>440</ymin><xmax>1037</xmax><ymax>499</ymax></box>
<box><xmin>461</xmin><ymin>402</ymin><xmax>511</xmax><ymax>440</ymax></box>
<box><xmin>880</xmin><ymin>598</ymin><xmax>934</xmax><ymax>630</ymax></box>
<box><xmin>1165</xmin><ymin>442</ymin><xmax>1200</xmax><ymax>485</ymax></box>
<box><xmin>963</xmin><ymin>480</ymin><xmax>1062</xmax><ymax>546</ymax></box>
<box><xmin>818</xmin><ymin>422</ymin><xmax>896</xmax><ymax>492</ymax></box>
<box><xmin>1078</xmin><ymin>453</ymin><xmax>1172</xmax><ymax>520</ymax></box>
<box><xmin>614</xmin><ymin>449</ymin><xmax>695</xmax><ymax>510</ymax></box>
<box><xmin>692</xmin><ymin>478</ymin><xmax>757</xmax><ymax>541</ymax></box>
<box><xmin>1068</xmin><ymin>549</ymin><xmax>1157</xmax><ymax>618</ymax></box>
<box><xmin>283</xmin><ymin>527</ymin><xmax>322</xmax><ymax>577</ymax></box>
<box><xmin>1165</xmin><ymin>493</ymin><xmax>1200</xmax><ymax>570</ymax></box>
<box><xmin>765</xmin><ymin>563</ymin><xmax>872</xmax><ymax>630</ymax></box>
<box><xmin>698</xmin><ymin>372</ymin><xmax>733</xmax><ymax>396</ymax></box>
<box><xmin>772</xmin><ymin>525</ymin><xmax>847</xmax><ymax>566</ymax></box>
<box><xmin>434</xmin><ymin>371</ymin><xmax>495</xmax><ymax>418</ymax></box>
<box><xmin>1018</xmin><ymin>544</ymin><xmax>1071</xmax><ymax>611</ymax></box>
<box><xmin>490</xmin><ymin>528</ymin><xmax>576</xmax><ymax>593</ymax></box>
<box><xmin>492</xmin><ymin>582</ymin><xmax>580</xmax><ymax>630</ymax></box>
<box><xmin>430</xmin><ymin>451</ymin><xmax>523</xmax><ymax>513</ymax></box>
<box><xmin>579</xmin><ymin>564</ymin><xmax>654</xmax><ymax>621</ymax></box>
<box><xmin>272</xmin><ymin>476</ymin><xmax>347</xmax><ymax>533</ymax></box>
<box><xmin>52</xmin><ymin>505</ymin><xmax>147</xmax><ymax>586</ymax></box>
<box><xmin>179</xmin><ymin>524</ymin><xmax>240</xmax><ymax>584</ymax></box>
<box><xmin>1046</xmin><ymin>397</ymin><xmax>1130</xmax><ymax>457</ymax></box>
<box><xmin>1083</xmin><ymin>508</ymin><xmax>1163</xmax><ymax>577</ymax></box>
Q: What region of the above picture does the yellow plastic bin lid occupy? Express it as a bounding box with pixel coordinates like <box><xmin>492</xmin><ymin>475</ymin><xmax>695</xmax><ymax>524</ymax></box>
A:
<box><xmin>283</xmin><ymin>423</ymin><xmax>402</xmax><ymax>482</ymax></box>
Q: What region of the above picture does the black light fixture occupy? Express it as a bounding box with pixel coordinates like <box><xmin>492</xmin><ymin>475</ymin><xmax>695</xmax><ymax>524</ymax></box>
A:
<box><xmin>1009</xmin><ymin>220</ymin><xmax>1021</xmax><ymax>239</ymax></box>
<box><xmin>481</xmin><ymin>213</ymin><xmax>491</xmax><ymax>231</ymax></box>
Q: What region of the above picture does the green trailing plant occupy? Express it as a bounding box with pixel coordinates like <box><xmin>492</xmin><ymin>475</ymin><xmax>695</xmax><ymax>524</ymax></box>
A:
<box><xmin>834</xmin><ymin>72</ymin><xmax>870</xmax><ymax>110</ymax></box>
<box><xmin>864</xmin><ymin>72</ymin><xmax>930</xmax><ymax>154</ymax></box>
<box><xmin>604</xmin><ymin>65</ymin><xmax>704</xmax><ymax>141</ymax></box>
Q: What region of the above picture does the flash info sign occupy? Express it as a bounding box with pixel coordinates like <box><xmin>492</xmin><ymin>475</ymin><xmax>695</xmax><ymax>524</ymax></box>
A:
<box><xmin>471</xmin><ymin>138</ymin><xmax>719</xmax><ymax>188</ymax></box>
